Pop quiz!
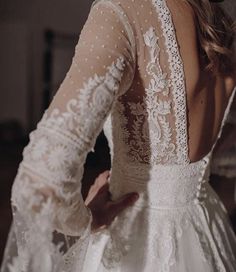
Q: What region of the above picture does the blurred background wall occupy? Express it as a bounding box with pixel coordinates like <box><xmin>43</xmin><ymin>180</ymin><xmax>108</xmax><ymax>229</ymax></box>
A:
<box><xmin>0</xmin><ymin>0</ymin><xmax>93</xmax><ymax>132</ymax></box>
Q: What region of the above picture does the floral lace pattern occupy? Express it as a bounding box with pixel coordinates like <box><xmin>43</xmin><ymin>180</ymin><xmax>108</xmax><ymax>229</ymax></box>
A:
<box><xmin>125</xmin><ymin>26</ymin><xmax>175</xmax><ymax>164</ymax></box>
<box><xmin>9</xmin><ymin>55</ymin><xmax>129</xmax><ymax>272</ymax></box>
<box><xmin>111</xmin><ymin>0</ymin><xmax>189</xmax><ymax>166</ymax></box>
<box><xmin>152</xmin><ymin>0</ymin><xmax>189</xmax><ymax>164</ymax></box>
<box><xmin>99</xmin><ymin>187</ymin><xmax>236</xmax><ymax>272</ymax></box>
<box><xmin>12</xmin><ymin>55</ymin><xmax>126</xmax><ymax>234</ymax></box>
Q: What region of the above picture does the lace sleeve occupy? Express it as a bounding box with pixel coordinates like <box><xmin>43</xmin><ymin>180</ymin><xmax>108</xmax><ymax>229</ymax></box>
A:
<box><xmin>5</xmin><ymin>1</ymin><xmax>135</xmax><ymax>271</ymax></box>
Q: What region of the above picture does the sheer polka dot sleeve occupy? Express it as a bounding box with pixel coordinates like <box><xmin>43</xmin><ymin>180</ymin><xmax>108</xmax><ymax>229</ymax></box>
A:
<box><xmin>9</xmin><ymin>1</ymin><xmax>135</xmax><ymax>270</ymax></box>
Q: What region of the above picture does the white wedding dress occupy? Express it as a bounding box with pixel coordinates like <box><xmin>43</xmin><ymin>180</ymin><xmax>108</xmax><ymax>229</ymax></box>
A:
<box><xmin>1</xmin><ymin>0</ymin><xmax>236</xmax><ymax>271</ymax></box>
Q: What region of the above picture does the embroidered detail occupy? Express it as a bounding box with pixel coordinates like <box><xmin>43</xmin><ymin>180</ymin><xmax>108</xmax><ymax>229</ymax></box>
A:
<box><xmin>10</xmin><ymin>56</ymin><xmax>127</xmax><ymax>271</ymax></box>
<box><xmin>117</xmin><ymin>26</ymin><xmax>176</xmax><ymax>164</ymax></box>
<box><xmin>142</xmin><ymin>26</ymin><xmax>175</xmax><ymax>164</ymax></box>
<box><xmin>152</xmin><ymin>0</ymin><xmax>189</xmax><ymax>164</ymax></box>
<box><xmin>143</xmin><ymin>27</ymin><xmax>170</xmax><ymax>96</ymax></box>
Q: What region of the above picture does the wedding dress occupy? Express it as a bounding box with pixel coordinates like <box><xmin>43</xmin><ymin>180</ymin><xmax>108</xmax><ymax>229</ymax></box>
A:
<box><xmin>1</xmin><ymin>0</ymin><xmax>236</xmax><ymax>271</ymax></box>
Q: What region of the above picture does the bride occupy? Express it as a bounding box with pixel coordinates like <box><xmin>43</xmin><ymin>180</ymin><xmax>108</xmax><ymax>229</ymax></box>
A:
<box><xmin>1</xmin><ymin>0</ymin><xmax>236</xmax><ymax>271</ymax></box>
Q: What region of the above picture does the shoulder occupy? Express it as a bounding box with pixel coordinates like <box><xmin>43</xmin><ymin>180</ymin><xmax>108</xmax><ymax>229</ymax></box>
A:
<box><xmin>91</xmin><ymin>0</ymin><xmax>141</xmax><ymax>12</ymax></box>
<box><xmin>89</xmin><ymin>0</ymin><xmax>137</xmax><ymax>42</ymax></box>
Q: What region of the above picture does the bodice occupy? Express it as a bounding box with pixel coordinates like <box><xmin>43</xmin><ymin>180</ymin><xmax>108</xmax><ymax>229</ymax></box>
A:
<box><xmin>111</xmin><ymin>160</ymin><xmax>211</xmax><ymax>208</ymax></box>
<box><xmin>103</xmin><ymin>79</ymin><xmax>236</xmax><ymax>208</ymax></box>
<box><xmin>103</xmin><ymin>114</ymin><xmax>212</xmax><ymax>208</ymax></box>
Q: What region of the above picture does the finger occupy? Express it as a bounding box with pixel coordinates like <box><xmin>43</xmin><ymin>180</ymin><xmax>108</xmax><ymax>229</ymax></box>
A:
<box><xmin>90</xmin><ymin>183</ymin><xmax>111</xmax><ymax>202</ymax></box>
<box><xmin>86</xmin><ymin>175</ymin><xmax>111</xmax><ymax>206</ymax></box>
<box><xmin>97</xmin><ymin>170</ymin><xmax>110</xmax><ymax>187</ymax></box>
<box><xmin>99</xmin><ymin>170</ymin><xmax>110</xmax><ymax>179</ymax></box>
<box><xmin>109</xmin><ymin>192</ymin><xmax>139</xmax><ymax>216</ymax></box>
<box><xmin>91</xmin><ymin>223</ymin><xmax>108</xmax><ymax>234</ymax></box>
<box><xmin>91</xmin><ymin>174</ymin><xmax>108</xmax><ymax>193</ymax></box>
<box><xmin>97</xmin><ymin>182</ymin><xmax>110</xmax><ymax>194</ymax></box>
<box><xmin>105</xmin><ymin>169</ymin><xmax>111</xmax><ymax>177</ymax></box>
<box><xmin>85</xmin><ymin>180</ymin><xmax>106</xmax><ymax>204</ymax></box>
<box><xmin>87</xmin><ymin>183</ymin><xmax>98</xmax><ymax>198</ymax></box>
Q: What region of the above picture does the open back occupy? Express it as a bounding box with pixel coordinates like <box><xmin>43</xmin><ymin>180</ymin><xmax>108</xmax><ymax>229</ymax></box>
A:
<box><xmin>167</xmin><ymin>0</ymin><xmax>236</xmax><ymax>162</ymax></box>
<box><xmin>103</xmin><ymin>0</ymin><xmax>236</xmax><ymax>167</ymax></box>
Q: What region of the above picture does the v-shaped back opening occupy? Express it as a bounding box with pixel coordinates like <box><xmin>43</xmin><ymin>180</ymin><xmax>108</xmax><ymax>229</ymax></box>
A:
<box><xmin>163</xmin><ymin>0</ymin><xmax>236</xmax><ymax>165</ymax></box>
<box><xmin>103</xmin><ymin>0</ymin><xmax>235</xmax><ymax>167</ymax></box>
<box><xmin>188</xmin><ymin>86</ymin><xmax>236</xmax><ymax>164</ymax></box>
<box><xmin>150</xmin><ymin>0</ymin><xmax>190</xmax><ymax>165</ymax></box>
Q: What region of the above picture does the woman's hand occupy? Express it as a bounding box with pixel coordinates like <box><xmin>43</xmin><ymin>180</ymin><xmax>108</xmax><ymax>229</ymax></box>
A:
<box><xmin>85</xmin><ymin>170</ymin><xmax>139</xmax><ymax>233</ymax></box>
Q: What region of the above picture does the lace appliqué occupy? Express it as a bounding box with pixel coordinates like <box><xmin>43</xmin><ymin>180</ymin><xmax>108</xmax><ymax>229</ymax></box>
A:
<box><xmin>10</xmin><ymin>56</ymin><xmax>127</xmax><ymax>272</ymax></box>
<box><xmin>101</xmin><ymin>205</ymin><xmax>144</xmax><ymax>270</ymax></box>
<box><xmin>12</xmin><ymin>55</ymin><xmax>125</xmax><ymax>204</ymax></box>
<box><xmin>152</xmin><ymin>0</ymin><xmax>189</xmax><ymax>164</ymax></box>
<box><xmin>142</xmin><ymin>27</ymin><xmax>175</xmax><ymax>164</ymax></box>
<box><xmin>150</xmin><ymin>210</ymin><xmax>191</xmax><ymax>271</ymax></box>
<box><xmin>100</xmin><ymin>202</ymin><xmax>233</xmax><ymax>272</ymax></box>
<box><xmin>118</xmin><ymin>27</ymin><xmax>176</xmax><ymax>164</ymax></box>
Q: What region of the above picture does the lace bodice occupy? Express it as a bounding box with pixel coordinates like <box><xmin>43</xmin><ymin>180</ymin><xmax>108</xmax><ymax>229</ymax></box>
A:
<box><xmin>102</xmin><ymin>0</ymin><xmax>190</xmax><ymax>166</ymax></box>
<box><xmin>3</xmin><ymin>0</ymin><xmax>236</xmax><ymax>271</ymax></box>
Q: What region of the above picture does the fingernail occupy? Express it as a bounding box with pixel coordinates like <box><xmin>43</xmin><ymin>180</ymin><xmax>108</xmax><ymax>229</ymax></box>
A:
<box><xmin>132</xmin><ymin>194</ymin><xmax>139</xmax><ymax>201</ymax></box>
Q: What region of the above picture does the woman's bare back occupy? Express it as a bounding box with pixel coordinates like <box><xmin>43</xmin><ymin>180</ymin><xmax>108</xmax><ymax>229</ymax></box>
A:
<box><xmin>168</xmin><ymin>0</ymin><xmax>236</xmax><ymax>162</ymax></box>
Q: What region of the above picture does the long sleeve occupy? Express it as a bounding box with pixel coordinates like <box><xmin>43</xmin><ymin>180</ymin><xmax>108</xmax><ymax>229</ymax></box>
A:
<box><xmin>6</xmin><ymin>1</ymin><xmax>136</xmax><ymax>271</ymax></box>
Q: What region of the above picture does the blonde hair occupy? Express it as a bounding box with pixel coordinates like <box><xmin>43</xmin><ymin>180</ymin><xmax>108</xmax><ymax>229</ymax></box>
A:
<box><xmin>186</xmin><ymin>0</ymin><xmax>235</xmax><ymax>75</ymax></box>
